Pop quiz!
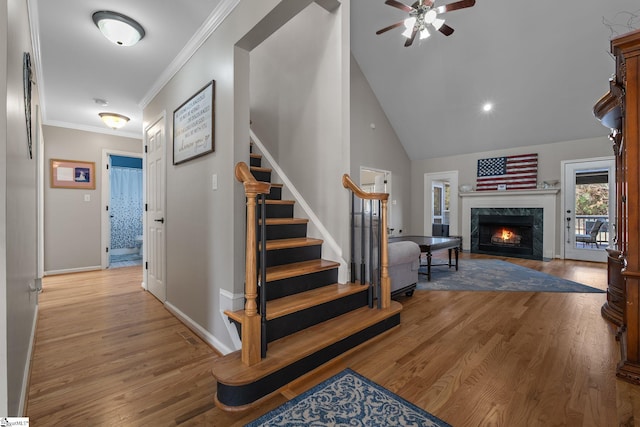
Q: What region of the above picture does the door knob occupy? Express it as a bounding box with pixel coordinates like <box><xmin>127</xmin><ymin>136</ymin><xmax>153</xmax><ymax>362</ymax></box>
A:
<box><xmin>154</xmin><ymin>218</ymin><xmax>165</xmax><ymax>224</ymax></box>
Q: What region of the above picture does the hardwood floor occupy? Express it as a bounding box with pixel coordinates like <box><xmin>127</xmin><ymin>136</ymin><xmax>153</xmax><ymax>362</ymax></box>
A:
<box><xmin>26</xmin><ymin>254</ymin><xmax>624</xmax><ymax>426</ymax></box>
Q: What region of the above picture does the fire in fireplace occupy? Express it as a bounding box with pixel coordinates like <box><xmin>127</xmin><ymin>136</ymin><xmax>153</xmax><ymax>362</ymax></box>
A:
<box><xmin>491</xmin><ymin>228</ymin><xmax>522</xmax><ymax>246</ymax></box>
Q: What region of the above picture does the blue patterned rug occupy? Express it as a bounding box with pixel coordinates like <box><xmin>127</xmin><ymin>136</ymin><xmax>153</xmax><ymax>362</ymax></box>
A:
<box><xmin>246</xmin><ymin>369</ymin><xmax>450</xmax><ymax>426</ymax></box>
<box><xmin>417</xmin><ymin>259</ymin><xmax>604</xmax><ymax>293</ymax></box>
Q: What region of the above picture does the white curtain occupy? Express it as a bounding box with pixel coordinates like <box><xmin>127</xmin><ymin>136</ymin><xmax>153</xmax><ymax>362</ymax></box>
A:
<box><xmin>110</xmin><ymin>166</ymin><xmax>143</xmax><ymax>249</ymax></box>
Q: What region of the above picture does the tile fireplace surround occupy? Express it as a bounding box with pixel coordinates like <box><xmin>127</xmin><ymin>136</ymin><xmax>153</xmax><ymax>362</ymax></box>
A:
<box><xmin>460</xmin><ymin>189</ymin><xmax>560</xmax><ymax>260</ymax></box>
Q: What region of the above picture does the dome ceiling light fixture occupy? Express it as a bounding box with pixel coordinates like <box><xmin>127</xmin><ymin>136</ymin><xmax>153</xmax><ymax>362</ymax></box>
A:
<box><xmin>92</xmin><ymin>10</ymin><xmax>145</xmax><ymax>46</ymax></box>
<box><xmin>376</xmin><ymin>0</ymin><xmax>475</xmax><ymax>47</ymax></box>
<box><xmin>99</xmin><ymin>112</ymin><xmax>130</xmax><ymax>129</ymax></box>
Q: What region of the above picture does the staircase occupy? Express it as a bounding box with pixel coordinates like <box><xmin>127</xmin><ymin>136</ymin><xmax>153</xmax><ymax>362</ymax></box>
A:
<box><xmin>211</xmin><ymin>145</ymin><xmax>402</xmax><ymax>410</ymax></box>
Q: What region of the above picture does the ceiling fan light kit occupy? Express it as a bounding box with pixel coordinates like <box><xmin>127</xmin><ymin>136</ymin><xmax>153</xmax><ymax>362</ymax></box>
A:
<box><xmin>377</xmin><ymin>0</ymin><xmax>475</xmax><ymax>47</ymax></box>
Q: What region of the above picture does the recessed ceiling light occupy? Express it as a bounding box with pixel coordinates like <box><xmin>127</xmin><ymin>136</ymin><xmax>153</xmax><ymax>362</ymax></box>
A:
<box><xmin>482</xmin><ymin>103</ymin><xmax>493</xmax><ymax>112</ymax></box>
<box><xmin>92</xmin><ymin>11</ymin><xmax>145</xmax><ymax>47</ymax></box>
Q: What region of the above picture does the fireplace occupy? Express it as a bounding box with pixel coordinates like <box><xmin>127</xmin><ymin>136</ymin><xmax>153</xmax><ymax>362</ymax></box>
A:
<box><xmin>471</xmin><ymin>208</ymin><xmax>543</xmax><ymax>260</ymax></box>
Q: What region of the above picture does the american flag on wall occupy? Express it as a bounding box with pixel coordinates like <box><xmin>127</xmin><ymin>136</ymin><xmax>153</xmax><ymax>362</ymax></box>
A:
<box><xmin>476</xmin><ymin>153</ymin><xmax>538</xmax><ymax>191</ymax></box>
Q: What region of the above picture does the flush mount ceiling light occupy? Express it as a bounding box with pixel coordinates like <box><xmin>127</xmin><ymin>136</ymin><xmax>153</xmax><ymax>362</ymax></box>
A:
<box><xmin>92</xmin><ymin>11</ymin><xmax>145</xmax><ymax>46</ymax></box>
<box><xmin>99</xmin><ymin>112</ymin><xmax>130</xmax><ymax>129</ymax></box>
<box><xmin>376</xmin><ymin>0</ymin><xmax>475</xmax><ymax>47</ymax></box>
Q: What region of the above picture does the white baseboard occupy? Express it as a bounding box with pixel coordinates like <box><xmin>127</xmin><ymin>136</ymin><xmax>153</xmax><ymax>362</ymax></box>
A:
<box><xmin>19</xmin><ymin>304</ymin><xmax>38</xmax><ymax>416</ymax></box>
<box><xmin>164</xmin><ymin>301</ymin><xmax>235</xmax><ymax>355</ymax></box>
<box><xmin>44</xmin><ymin>265</ymin><xmax>102</xmax><ymax>276</ymax></box>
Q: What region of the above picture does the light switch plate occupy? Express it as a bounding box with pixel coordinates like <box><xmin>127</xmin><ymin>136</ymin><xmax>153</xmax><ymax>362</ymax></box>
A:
<box><xmin>84</xmin><ymin>194</ymin><xmax>91</xmax><ymax>202</ymax></box>
<box><xmin>212</xmin><ymin>174</ymin><xmax>218</xmax><ymax>190</ymax></box>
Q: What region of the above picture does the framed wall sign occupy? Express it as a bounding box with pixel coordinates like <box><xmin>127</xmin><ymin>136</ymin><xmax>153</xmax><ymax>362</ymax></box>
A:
<box><xmin>173</xmin><ymin>80</ymin><xmax>215</xmax><ymax>165</ymax></box>
<box><xmin>50</xmin><ymin>159</ymin><xmax>96</xmax><ymax>189</ymax></box>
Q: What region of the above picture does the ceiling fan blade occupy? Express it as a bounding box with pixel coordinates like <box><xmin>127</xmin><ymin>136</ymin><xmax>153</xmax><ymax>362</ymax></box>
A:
<box><xmin>437</xmin><ymin>0</ymin><xmax>475</xmax><ymax>13</ymax></box>
<box><xmin>385</xmin><ymin>0</ymin><xmax>414</xmax><ymax>13</ymax></box>
<box><xmin>376</xmin><ymin>21</ymin><xmax>404</xmax><ymax>35</ymax></box>
<box><xmin>438</xmin><ymin>23</ymin><xmax>455</xmax><ymax>36</ymax></box>
<box><xmin>404</xmin><ymin>28</ymin><xmax>418</xmax><ymax>47</ymax></box>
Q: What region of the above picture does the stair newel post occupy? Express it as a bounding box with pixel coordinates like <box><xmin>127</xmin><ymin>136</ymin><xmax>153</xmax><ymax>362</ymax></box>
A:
<box><xmin>380</xmin><ymin>198</ymin><xmax>391</xmax><ymax>309</ymax></box>
<box><xmin>259</xmin><ymin>193</ymin><xmax>268</xmax><ymax>358</ymax></box>
<box><xmin>235</xmin><ymin>162</ymin><xmax>270</xmax><ymax>366</ymax></box>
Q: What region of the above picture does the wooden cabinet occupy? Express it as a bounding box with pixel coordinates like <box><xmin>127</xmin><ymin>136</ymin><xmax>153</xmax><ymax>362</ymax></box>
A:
<box><xmin>595</xmin><ymin>29</ymin><xmax>640</xmax><ymax>384</ymax></box>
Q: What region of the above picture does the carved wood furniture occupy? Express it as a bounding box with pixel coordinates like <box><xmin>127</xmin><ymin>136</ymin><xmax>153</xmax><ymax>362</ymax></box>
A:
<box><xmin>594</xmin><ymin>29</ymin><xmax>640</xmax><ymax>383</ymax></box>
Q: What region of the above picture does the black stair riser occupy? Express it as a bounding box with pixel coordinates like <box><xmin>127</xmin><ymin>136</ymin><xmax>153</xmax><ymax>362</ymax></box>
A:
<box><xmin>250</xmin><ymin>157</ymin><xmax>261</xmax><ymax>167</ymax></box>
<box><xmin>259</xmin><ymin>223</ymin><xmax>307</xmax><ymax>240</ymax></box>
<box><xmin>216</xmin><ymin>313</ymin><xmax>401</xmax><ymax>408</ymax></box>
<box><xmin>263</xmin><ymin>268</ymin><xmax>339</xmax><ymax>300</ymax></box>
<box><xmin>266</xmin><ymin>291</ymin><xmax>368</xmax><ymax>342</ymax></box>
<box><xmin>251</xmin><ymin>170</ymin><xmax>271</xmax><ymax>182</ymax></box>
<box><xmin>258</xmin><ymin>203</ymin><xmax>294</xmax><ymax>219</ymax></box>
<box><xmin>260</xmin><ymin>245</ymin><xmax>322</xmax><ymax>268</ymax></box>
<box><xmin>266</xmin><ymin>186</ymin><xmax>282</xmax><ymax>200</ymax></box>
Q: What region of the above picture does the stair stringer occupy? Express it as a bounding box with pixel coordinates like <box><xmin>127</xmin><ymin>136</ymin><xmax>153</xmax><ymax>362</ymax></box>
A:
<box><xmin>250</xmin><ymin>129</ymin><xmax>349</xmax><ymax>282</ymax></box>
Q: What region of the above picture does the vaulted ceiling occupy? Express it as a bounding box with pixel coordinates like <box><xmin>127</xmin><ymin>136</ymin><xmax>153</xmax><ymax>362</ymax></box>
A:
<box><xmin>31</xmin><ymin>0</ymin><xmax>640</xmax><ymax>159</ymax></box>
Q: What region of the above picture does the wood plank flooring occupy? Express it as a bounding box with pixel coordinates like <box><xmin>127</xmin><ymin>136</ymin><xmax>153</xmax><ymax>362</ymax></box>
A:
<box><xmin>26</xmin><ymin>254</ymin><xmax>625</xmax><ymax>426</ymax></box>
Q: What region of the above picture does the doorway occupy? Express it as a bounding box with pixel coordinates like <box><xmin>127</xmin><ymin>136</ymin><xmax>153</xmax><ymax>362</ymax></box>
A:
<box><xmin>109</xmin><ymin>155</ymin><xmax>143</xmax><ymax>268</ymax></box>
<box><xmin>359</xmin><ymin>167</ymin><xmax>392</xmax><ymax>232</ymax></box>
<box><xmin>101</xmin><ymin>149</ymin><xmax>143</xmax><ymax>269</ymax></box>
<box><xmin>562</xmin><ymin>158</ymin><xmax>615</xmax><ymax>262</ymax></box>
<box><xmin>424</xmin><ymin>171</ymin><xmax>459</xmax><ymax>236</ymax></box>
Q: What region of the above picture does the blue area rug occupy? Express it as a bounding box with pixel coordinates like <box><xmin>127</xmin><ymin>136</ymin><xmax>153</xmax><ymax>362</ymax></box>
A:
<box><xmin>417</xmin><ymin>259</ymin><xmax>604</xmax><ymax>293</ymax></box>
<box><xmin>246</xmin><ymin>368</ymin><xmax>450</xmax><ymax>426</ymax></box>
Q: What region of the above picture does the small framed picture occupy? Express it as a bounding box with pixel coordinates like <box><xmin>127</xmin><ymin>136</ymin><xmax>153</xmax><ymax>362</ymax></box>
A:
<box><xmin>50</xmin><ymin>159</ymin><xmax>96</xmax><ymax>189</ymax></box>
<box><xmin>497</xmin><ymin>184</ymin><xmax>507</xmax><ymax>191</ymax></box>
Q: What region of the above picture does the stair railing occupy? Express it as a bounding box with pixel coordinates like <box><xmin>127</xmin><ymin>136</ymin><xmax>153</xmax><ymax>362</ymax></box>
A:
<box><xmin>342</xmin><ymin>174</ymin><xmax>391</xmax><ymax>309</ymax></box>
<box><xmin>235</xmin><ymin>162</ymin><xmax>271</xmax><ymax>366</ymax></box>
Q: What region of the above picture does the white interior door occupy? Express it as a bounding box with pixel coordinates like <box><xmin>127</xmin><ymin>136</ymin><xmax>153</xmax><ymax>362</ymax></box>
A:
<box><xmin>563</xmin><ymin>158</ymin><xmax>615</xmax><ymax>262</ymax></box>
<box><xmin>145</xmin><ymin>117</ymin><xmax>166</xmax><ymax>302</ymax></box>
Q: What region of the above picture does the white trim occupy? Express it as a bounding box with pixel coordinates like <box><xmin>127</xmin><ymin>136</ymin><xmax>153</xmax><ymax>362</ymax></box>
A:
<box><xmin>219</xmin><ymin>289</ymin><xmax>244</xmax><ymax>352</ymax></box>
<box><xmin>18</xmin><ymin>305</ymin><xmax>38</xmax><ymax>416</ymax></box>
<box><xmin>44</xmin><ymin>266</ymin><xmax>102</xmax><ymax>276</ymax></box>
<box><xmin>139</xmin><ymin>0</ymin><xmax>240</xmax><ymax>109</ymax></box>
<box><xmin>165</xmin><ymin>301</ymin><xmax>235</xmax><ymax>356</ymax></box>
<box><xmin>250</xmin><ymin>130</ymin><xmax>349</xmax><ymax>281</ymax></box>
<box><xmin>42</xmin><ymin>119</ymin><xmax>141</xmax><ymax>140</ymax></box>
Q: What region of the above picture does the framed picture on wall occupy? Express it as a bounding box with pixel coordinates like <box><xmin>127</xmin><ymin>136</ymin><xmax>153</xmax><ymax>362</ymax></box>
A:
<box><xmin>50</xmin><ymin>159</ymin><xmax>96</xmax><ymax>189</ymax></box>
<box><xmin>173</xmin><ymin>80</ymin><xmax>215</xmax><ymax>165</ymax></box>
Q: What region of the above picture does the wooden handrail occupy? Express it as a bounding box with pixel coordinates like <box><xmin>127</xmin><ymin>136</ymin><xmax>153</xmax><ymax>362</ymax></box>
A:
<box><xmin>235</xmin><ymin>162</ymin><xmax>271</xmax><ymax>366</ymax></box>
<box><xmin>342</xmin><ymin>173</ymin><xmax>390</xmax><ymax>309</ymax></box>
<box><xmin>342</xmin><ymin>174</ymin><xmax>389</xmax><ymax>201</ymax></box>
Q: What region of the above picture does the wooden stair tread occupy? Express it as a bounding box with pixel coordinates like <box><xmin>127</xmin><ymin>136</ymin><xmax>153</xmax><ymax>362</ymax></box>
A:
<box><xmin>266</xmin><ymin>259</ymin><xmax>340</xmax><ymax>282</ymax></box>
<box><xmin>263</xmin><ymin>237</ymin><xmax>323</xmax><ymax>251</ymax></box>
<box><xmin>258</xmin><ymin>199</ymin><xmax>294</xmax><ymax>205</ymax></box>
<box><xmin>212</xmin><ymin>301</ymin><xmax>402</xmax><ymax>385</ymax></box>
<box><xmin>250</xmin><ymin>153</ymin><xmax>261</xmax><ymax>159</ymax></box>
<box><xmin>267</xmin><ymin>282</ymin><xmax>367</xmax><ymax>319</ymax></box>
<box><xmin>260</xmin><ymin>218</ymin><xmax>308</xmax><ymax>226</ymax></box>
<box><xmin>226</xmin><ymin>282</ymin><xmax>367</xmax><ymax>321</ymax></box>
<box><xmin>250</xmin><ymin>166</ymin><xmax>271</xmax><ymax>173</ymax></box>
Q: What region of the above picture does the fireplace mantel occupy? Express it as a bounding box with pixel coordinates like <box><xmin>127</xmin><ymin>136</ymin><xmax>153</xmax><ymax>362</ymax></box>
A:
<box><xmin>460</xmin><ymin>189</ymin><xmax>559</xmax><ymax>259</ymax></box>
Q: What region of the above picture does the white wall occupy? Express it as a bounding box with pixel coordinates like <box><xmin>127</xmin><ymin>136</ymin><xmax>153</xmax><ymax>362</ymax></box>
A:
<box><xmin>1</xmin><ymin>0</ymin><xmax>8</xmax><ymax>415</ymax></box>
<box><xmin>43</xmin><ymin>126</ymin><xmax>142</xmax><ymax>274</ymax></box>
<box><xmin>350</xmin><ymin>54</ymin><xmax>411</xmax><ymax>236</ymax></box>
<box><xmin>250</xmin><ymin>3</ymin><xmax>349</xmax><ymax>265</ymax></box>
<box><xmin>410</xmin><ymin>136</ymin><xmax>612</xmax><ymax>253</ymax></box>
<box><xmin>4</xmin><ymin>0</ymin><xmax>39</xmax><ymax>415</ymax></box>
<box><xmin>143</xmin><ymin>0</ymin><xmax>349</xmax><ymax>353</ymax></box>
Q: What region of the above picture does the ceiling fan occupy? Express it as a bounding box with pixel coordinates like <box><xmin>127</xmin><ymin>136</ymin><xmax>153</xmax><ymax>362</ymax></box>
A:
<box><xmin>376</xmin><ymin>0</ymin><xmax>476</xmax><ymax>47</ymax></box>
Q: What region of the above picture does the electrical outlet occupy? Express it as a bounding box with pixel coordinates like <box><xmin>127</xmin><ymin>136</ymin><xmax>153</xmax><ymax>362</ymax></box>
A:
<box><xmin>212</xmin><ymin>174</ymin><xmax>218</xmax><ymax>190</ymax></box>
<box><xmin>84</xmin><ymin>194</ymin><xmax>91</xmax><ymax>202</ymax></box>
